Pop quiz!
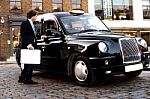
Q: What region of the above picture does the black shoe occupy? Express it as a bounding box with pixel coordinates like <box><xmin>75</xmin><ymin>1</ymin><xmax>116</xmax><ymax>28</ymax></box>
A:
<box><xmin>23</xmin><ymin>80</ymin><xmax>38</xmax><ymax>84</ymax></box>
<box><xmin>18</xmin><ymin>76</ymin><xmax>25</xmax><ymax>83</ymax></box>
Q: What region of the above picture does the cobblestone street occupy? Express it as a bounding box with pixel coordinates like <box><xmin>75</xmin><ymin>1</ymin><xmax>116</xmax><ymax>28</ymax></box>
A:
<box><xmin>0</xmin><ymin>63</ymin><xmax>150</xmax><ymax>99</ymax></box>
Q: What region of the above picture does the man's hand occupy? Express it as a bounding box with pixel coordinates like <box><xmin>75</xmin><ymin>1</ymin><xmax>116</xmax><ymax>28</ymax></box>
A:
<box><xmin>27</xmin><ymin>44</ymin><xmax>34</xmax><ymax>50</ymax></box>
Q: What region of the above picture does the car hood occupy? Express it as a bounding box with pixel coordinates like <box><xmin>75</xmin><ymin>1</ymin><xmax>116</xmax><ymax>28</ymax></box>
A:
<box><xmin>68</xmin><ymin>31</ymin><xmax>126</xmax><ymax>39</ymax></box>
<box><xmin>66</xmin><ymin>31</ymin><xmax>127</xmax><ymax>46</ymax></box>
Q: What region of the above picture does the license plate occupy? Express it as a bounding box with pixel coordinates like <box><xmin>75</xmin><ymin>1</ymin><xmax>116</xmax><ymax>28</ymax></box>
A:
<box><xmin>125</xmin><ymin>63</ymin><xmax>143</xmax><ymax>72</ymax></box>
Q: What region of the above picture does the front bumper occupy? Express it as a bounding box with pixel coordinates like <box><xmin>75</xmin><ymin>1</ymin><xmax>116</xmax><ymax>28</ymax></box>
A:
<box><xmin>89</xmin><ymin>56</ymin><xmax>144</xmax><ymax>75</ymax></box>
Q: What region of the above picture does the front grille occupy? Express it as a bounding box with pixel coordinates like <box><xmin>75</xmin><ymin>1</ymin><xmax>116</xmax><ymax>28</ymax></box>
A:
<box><xmin>119</xmin><ymin>38</ymin><xmax>141</xmax><ymax>64</ymax></box>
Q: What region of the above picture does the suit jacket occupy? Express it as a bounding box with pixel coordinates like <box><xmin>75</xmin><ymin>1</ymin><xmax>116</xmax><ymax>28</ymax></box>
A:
<box><xmin>20</xmin><ymin>20</ymin><xmax>37</xmax><ymax>49</ymax></box>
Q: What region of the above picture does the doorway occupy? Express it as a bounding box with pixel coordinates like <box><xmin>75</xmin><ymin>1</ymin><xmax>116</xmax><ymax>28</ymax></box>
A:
<box><xmin>10</xmin><ymin>27</ymin><xmax>20</xmax><ymax>55</ymax></box>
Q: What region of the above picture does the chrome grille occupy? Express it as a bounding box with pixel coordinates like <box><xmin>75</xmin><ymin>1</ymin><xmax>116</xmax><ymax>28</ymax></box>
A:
<box><xmin>119</xmin><ymin>38</ymin><xmax>141</xmax><ymax>64</ymax></box>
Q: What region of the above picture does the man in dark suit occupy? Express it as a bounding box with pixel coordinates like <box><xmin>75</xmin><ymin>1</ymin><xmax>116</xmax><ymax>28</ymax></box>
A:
<box><xmin>18</xmin><ymin>10</ymin><xmax>38</xmax><ymax>84</ymax></box>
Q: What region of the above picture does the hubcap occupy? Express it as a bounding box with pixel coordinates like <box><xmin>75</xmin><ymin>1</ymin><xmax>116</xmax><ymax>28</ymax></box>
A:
<box><xmin>74</xmin><ymin>60</ymin><xmax>88</xmax><ymax>82</ymax></box>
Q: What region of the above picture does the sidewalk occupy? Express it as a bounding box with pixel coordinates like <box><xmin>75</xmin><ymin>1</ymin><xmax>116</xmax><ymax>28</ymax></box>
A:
<box><xmin>0</xmin><ymin>55</ymin><xmax>17</xmax><ymax>65</ymax></box>
<box><xmin>0</xmin><ymin>61</ymin><xmax>17</xmax><ymax>65</ymax></box>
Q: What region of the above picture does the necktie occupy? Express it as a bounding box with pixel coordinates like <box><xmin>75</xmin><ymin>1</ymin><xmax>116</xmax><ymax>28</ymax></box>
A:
<box><xmin>32</xmin><ymin>25</ymin><xmax>36</xmax><ymax>35</ymax></box>
<box><xmin>32</xmin><ymin>25</ymin><xmax>37</xmax><ymax>42</ymax></box>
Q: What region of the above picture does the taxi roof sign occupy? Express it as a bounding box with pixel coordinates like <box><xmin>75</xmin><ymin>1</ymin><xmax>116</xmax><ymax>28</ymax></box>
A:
<box><xmin>69</xmin><ymin>9</ymin><xmax>84</xmax><ymax>15</ymax></box>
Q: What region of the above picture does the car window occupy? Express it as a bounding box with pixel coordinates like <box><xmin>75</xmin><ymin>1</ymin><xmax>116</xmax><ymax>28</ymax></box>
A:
<box><xmin>34</xmin><ymin>21</ymin><xmax>42</xmax><ymax>39</ymax></box>
<box><xmin>60</xmin><ymin>14</ymin><xmax>110</xmax><ymax>34</ymax></box>
<box><xmin>34</xmin><ymin>19</ymin><xmax>59</xmax><ymax>37</ymax></box>
<box><xmin>44</xmin><ymin>20</ymin><xmax>57</xmax><ymax>30</ymax></box>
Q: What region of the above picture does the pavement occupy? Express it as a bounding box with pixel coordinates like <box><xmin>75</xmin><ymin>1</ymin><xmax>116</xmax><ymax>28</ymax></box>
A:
<box><xmin>1</xmin><ymin>63</ymin><xmax>150</xmax><ymax>98</ymax></box>
<box><xmin>0</xmin><ymin>61</ymin><xmax>17</xmax><ymax>65</ymax></box>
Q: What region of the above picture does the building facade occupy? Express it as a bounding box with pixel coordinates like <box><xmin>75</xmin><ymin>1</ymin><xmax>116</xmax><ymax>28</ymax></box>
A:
<box><xmin>91</xmin><ymin>0</ymin><xmax>150</xmax><ymax>45</ymax></box>
<box><xmin>0</xmin><ymin>0</ymin><xmax>150</xmax><ymax>61</ymax></box>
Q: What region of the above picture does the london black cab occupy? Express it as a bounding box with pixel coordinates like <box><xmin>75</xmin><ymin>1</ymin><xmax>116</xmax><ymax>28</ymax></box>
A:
<box><xmin>16</xmin><ymin>10</ymin><xmax>150</xmax><ymax>86</ymax></box>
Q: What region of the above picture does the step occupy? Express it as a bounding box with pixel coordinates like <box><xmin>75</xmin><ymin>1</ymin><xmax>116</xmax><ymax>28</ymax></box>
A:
<box><xmin>7</xmin><ymin>56</ymin><xmax>16</xmax><ymax>62</ymax></box>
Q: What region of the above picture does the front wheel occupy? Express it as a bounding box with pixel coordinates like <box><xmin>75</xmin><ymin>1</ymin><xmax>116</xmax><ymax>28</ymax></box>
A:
<box><xmin>124</xmin><ymin>70</ymin><xmax>142</xmax><ymax>77</ymax></box>
<box><xmin>72</xmin><ymin>55</ymin><xmax>96</xmax><ymax>87</ymax></box>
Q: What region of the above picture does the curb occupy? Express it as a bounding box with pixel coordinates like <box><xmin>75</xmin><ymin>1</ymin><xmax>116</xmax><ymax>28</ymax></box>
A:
<box><xmin>0</xmin><ymin>61</ymin><xmax>17</xmax><ymax>65</ymax></box>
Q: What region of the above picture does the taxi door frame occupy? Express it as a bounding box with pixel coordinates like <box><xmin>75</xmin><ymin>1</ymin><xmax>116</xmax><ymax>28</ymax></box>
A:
<box><xmin>36</xmin><ymin>17</ymin><xmax>66</xmax><ymax>71</ymax></box>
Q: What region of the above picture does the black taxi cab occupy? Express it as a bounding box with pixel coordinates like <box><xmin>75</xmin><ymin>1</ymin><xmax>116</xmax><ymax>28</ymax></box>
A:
<box><xmin>16</xmin><ymin>10</ymin><xmax>150</xmax><ymax>86</ymax></box>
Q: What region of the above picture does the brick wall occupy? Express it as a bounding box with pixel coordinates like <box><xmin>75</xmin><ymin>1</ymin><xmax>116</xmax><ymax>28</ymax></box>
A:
<box><xmin>0</xmin><ymin>0</ymin><xmax>10</xmax><ymax>60</ymax></box>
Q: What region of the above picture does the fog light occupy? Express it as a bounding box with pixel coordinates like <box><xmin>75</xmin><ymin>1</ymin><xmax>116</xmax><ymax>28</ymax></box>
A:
<box><xmin>143</xmin><ymin>55</ymin><xmax>145</xmax><ymax>58</ymax></box>
<box><xmin>146</xmin><ymin>64</ymin><xmax>149</xmax><ymax>67</ymax></box>
<box><xmin>68</xmin><ymin>47</ymin><xmax>70</xmax><ymax>49</ymax></box>
<box><xmin>105</xmin><ymin>60</ymin><xmax>109</xmax><ymax>65</ymax></box>
<box><xmin>105</xmin><ymin>71</ymin><xmax>111</xmax><ymax>74</ymax></box>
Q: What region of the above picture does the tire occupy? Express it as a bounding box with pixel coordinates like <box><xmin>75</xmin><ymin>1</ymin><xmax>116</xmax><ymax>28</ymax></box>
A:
<box><xmin>124</xmin><ymin>70</ymin><xmax>142</xmax><ymax>77</ymax></box>
<box><xmin>72</xmin><ymin>55</ymin><xmax>96</xmax><ymax>87</ymax></box>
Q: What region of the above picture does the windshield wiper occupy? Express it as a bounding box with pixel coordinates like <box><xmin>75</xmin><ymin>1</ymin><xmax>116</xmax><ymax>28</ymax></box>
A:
<box><xmin>80</xmin><ymin>29</ymin><xmax>99</xmax><ymax>33</ymax></box>
<box><xmin>99</xmin><ymin>30</ymin><xmax>111</xmax><ymax>32</ymax></box>
<box><xmin>80</xmin><ymin>29</ymin><xmax>111</xmax><ymax>33</ymax></box>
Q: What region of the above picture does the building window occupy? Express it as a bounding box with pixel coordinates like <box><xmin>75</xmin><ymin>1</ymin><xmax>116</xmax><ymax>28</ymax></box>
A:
<box><xmin>72</xmin><ymin>0</ymin><xmax>82</xmax><ymax>9</ymax></box>
<box><xmin>10</xmin><ymin>0</ymin><xmax>22</xmax><ymax>12</ymax></box>
<box><xmin>52</xmin><ymin>0</ymin><xmax>63</xmax><ymax>12</ymax></box>
<box><xmin>112</xmin><ymin>0</ymin><xmax>133</xmax><ymax>20</ymax></box>
<box><xmin>32</xmin><ymin>0</ymin><xmax>43</xmax><ymax>12</ymax></box>
<box><xmin>102</xmin><ymin>0</ymin><xmax>113</xmax><ymax>20</ymax></box>
<box><xmin>94</xmin><ymin>0</ymin><xmax>133</xmax><ymax>20</ymax></box>
<box><xmin>95</xmin><ymin>0</ymin><xmax>104</xmax><ymax>19</ymax></box>
<box><xmin>142</xmin><ymin>0</ymin><xmax>150</xmax><ymax>19</ymax></box>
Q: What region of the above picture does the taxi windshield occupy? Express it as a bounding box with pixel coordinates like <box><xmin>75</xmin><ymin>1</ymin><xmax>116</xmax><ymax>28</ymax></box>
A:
<box><xmin>60</xmin><ymin>14</ymin><xmax>110</xmax><ymax>34</ymax></box>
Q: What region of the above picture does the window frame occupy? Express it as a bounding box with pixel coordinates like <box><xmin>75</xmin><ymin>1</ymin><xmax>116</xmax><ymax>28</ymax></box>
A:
<box><xmin>52</xmin><ymin>0</ymin><xmax>63</xmax><ymax>12</ymax></box>
<box><xmin>94</xmin><ymin>0</ymin><xmax>133</xmax><ymax>20</ymax></box>
<box><xmin>32</xmin><ymin>0</ymin><xmax>43</xmax><ymax>12</ymax></box>
<box><xmin>72</xmin><ymin>0</ymin><xmax>82</xmax><ymax>9</ymax></box>
<box><xmin>142</xmin><ymin>0</ymin><xmax>150</xmax><ymax>19</ymax></box>
<box><xmin>9</xmin><ymin>0</ymin><xmax>22</xmax><ymax>13</ymax></box>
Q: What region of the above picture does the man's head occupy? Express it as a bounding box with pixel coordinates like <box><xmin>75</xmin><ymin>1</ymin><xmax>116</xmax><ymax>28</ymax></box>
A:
<box><xmin>27</xmin><ymin>10</ymin><xmax>38</xmax><ymax>22</ymax></box>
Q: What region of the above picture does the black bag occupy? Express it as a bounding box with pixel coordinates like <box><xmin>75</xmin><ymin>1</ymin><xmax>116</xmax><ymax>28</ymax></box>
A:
<box><xmin>15</xmin><ymin>43</ymin><xmax>21</xmax><ymax>66</ymax></box>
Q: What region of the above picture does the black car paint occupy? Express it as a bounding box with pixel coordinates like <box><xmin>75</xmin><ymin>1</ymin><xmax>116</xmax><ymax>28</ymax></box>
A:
<box><xmin>36</xmin><ymin>30</ymin><xmax>129</xmax><ymax>74</ymax></box>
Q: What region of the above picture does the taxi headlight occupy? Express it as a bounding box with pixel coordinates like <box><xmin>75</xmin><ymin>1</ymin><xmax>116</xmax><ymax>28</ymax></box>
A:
<box><xmin>98</xmin><ymin>42</ymin><xmax>108</xmax><ymax>53</ymax></box>
<box><xmin>136</xmin><ymin>37</ymin><xmax>147</xmax><ymax>48</ymax></box>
